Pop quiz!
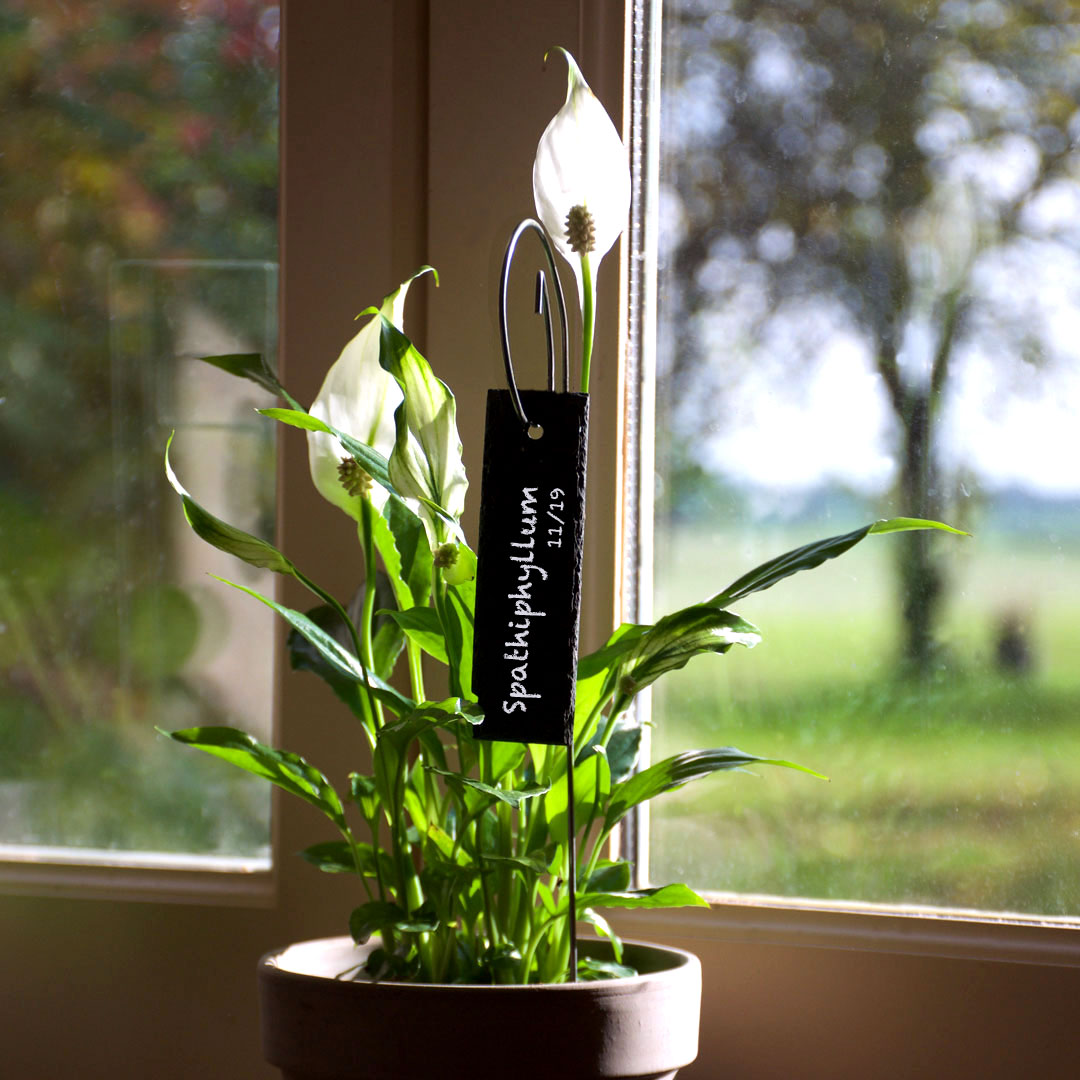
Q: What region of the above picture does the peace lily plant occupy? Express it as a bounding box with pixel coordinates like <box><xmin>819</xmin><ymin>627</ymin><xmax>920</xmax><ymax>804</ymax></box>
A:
<box><xmin>162</xmin><ymin>50</ymin><xmax>962</xmax><ymax>986</ymax></box>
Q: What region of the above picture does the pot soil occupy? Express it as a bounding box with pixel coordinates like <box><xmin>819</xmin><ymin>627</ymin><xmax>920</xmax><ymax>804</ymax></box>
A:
<box><xmin>258</xmin><ymin>935</ymin><xmax>701</xmax><ymax>1080</ymax></box>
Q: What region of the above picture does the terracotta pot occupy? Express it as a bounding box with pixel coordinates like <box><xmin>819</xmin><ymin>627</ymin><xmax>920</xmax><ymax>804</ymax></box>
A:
<box><xmin>258</xmin><ymin>935</ymin><xmax>701</xmax><ymax>1080</ymax></box>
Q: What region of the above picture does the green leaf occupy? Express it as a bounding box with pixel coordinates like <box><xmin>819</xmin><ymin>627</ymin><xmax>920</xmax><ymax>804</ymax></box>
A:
<box><xmin>211</xmin><ymin>575</ymin><xmax>366</xmax><ymax>682</ymax></box>
<box><xmin>165</xmin><ymin>434</ymin><xmax>295</xmax><ymax>575</ymax></box>
<box><xmin>287</xmin><ymin>605</ymin><xmax>368</xmax><ymax>718</ymax></box>
<box><xmin>428</xmin><ymin>767</ymin><xmax>550</xmax><ymax>810</ymax></box>
<box><xmin>298</xmin><ymin>840</ymin><xmax>390</xmax><ymax>880</ymax></box>
<box><xmin>481</xmin><ymin>853</ymin><xmax>550</xmax><ymax>876</ymax></box>
<box><xmin>490</xmin><ymin>742</ymin><xmax>526</xmax><ymax>784</ymax></box>
<box><xmin>577</xmin><ymin>623</ymin><xmax>651</xmax><ymax>681</ymax></box>
<box><xmin>547</xmin><ymin>751</ymin><xmax>611</xmax><ymax>847</ymax></box>
<box><xmin>260</xmin><ymin>408</ymin><xmax>398</xmax><ymax>498</ymax></box>
<box><xmin>574</xmin><ymin>623</ymin><xmax>648</xmax><ymax>744</ymax></box>
<box><xmin>711</xmin><ymin>518</ymin><xmax>966</xmax><ymax>608</ymax></box>
<box><xmin>197</xmin><ymin>352</ymin><xmax>298</xmax><ymax>406</ymax></box>
<box><xmin>379</xmin><ymin>494</ymin><xmax>433</xmax><ymax>609</ymax></box>
<box><xmin>444</xmin><ymin>556</ymin><xmax>476</xmax><ymax>699</ymax></box>
<box><xmin>381</xmin><ymin>606</ymin><xmax>447</xmax><ymax>664</ymax></box>
<box><xmin>624</xmin><ymin>607</ymin><xmax>761</xmax><ymax>692</ymax></box>
<box><xmin>576</xmin><ymin>955</ymin><xmax>636</xmax><ymax>981</ymax></box>
<box><xmin>372</xmin><ymin>616</ymin><xmax>406</xmax><ymax>681</ymax></box>
<box><xmin>213</xmin><ymin>576</ymin><xmax>415</xmax><ymax>716</ymax></box>
<box><xmin>584</xmin><ymin>859</ymin><xmax>632</xmax><ymax>893</ymax></box>
<box><xmin>163</xmin><ymin>726</ymin><xmax>346</xmax><ymax>829</ymax></box>
<box><xmin>299</xmin><ymin>840</ymin><xmax>358</xmax><ymax>873</ymax></box>
<box><xmin>348</xmin><ymin>900</ymin><xmax>438</xmax><ymax>944</ymax></box>
<box><xmin>579</xmin><ymin>909</ymin><xmax>625</xmax><ymax>965</ymax></box>
<box><xmin>577</xmin><ymin>883</ymin><xmax>709</xmax><ymax>911</ymax></box>
<box><xmin>579</xmin><ymin>712</ymin><xmax>643</xmax><ymax>784</ymax></box>
<box><xmin>349</xmin><ymin>773</ymin><xmax>380</xmax><ymax>822</ymax></box>
<box><xmin>374</xmin><ymin>701</ymin><xmax>481</xmax><ymax>809</ymax></box>
<box><xmin>605</xmin><ymin>747</ymin><xmax>826</xmax><ymax>830</ymax></box>
<box><xmin>868</xmin><ymin>516</ymin><xmax>970</xmax><ymax>537</ymax></box>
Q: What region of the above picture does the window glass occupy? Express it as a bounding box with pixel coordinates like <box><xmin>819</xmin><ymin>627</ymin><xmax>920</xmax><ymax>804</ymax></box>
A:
<box><xmin>0</xmin><ymin>1</ymin><xmax>279</xmax><ymax>862</ymax></box>
<box><xmin>650</xmin><ymin>0</ymin><xmax>1080</xmax><ymax>915</ymax></box>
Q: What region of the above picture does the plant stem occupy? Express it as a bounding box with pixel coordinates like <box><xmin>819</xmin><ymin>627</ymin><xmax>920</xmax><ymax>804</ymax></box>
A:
<box><xmin>573</xmin><ymin>685</ymin><xmax>616</xmax><ymax>759</ymax></box>
<box><xmin>597</xmin><ymin>691</ymin><xmax>631</xmax><ymax>749</ymax></box>
<box><xmin>579</xmin><ymin>253</ymin><xmax>594</xmax><ymax>393</ymax></box>
<box><xmin>358</xmin><ymin>499</ymin><xmax>385</xmax><ymax>731</ymax></box>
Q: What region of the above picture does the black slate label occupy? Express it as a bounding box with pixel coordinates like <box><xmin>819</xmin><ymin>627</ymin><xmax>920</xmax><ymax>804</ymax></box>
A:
<box><xmin>472</xmin><ymin>389</ymin><xmax>589</xmax><ymax>745</ymax></box>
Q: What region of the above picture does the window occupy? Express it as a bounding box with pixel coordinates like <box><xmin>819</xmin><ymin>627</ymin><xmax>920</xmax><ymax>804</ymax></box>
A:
<box><xmin>0</xmin><ymin>1</ymin><xmax>279</xmax><ymax>868</ymax></box>
<box><xmin>2</xmin><ymin>7</ymin><xmax>1077</xmax><ymax>1079</ymax></box>
<box><xmin>644</xmin><ymin>0</ymin><xmax>1080</xmax><ymax>921</ymax></box>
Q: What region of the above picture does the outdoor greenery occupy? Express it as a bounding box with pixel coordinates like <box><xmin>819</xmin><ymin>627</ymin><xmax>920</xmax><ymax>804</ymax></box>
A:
<box><xmin>650</xmin><ymin>524</ymin><xmax>1080</xmax><ymax>915</ymax></box>
<box><xmin>0</xmin><ymin>0</ymin><xmax>279</xmax><ymax>851</ymax></box>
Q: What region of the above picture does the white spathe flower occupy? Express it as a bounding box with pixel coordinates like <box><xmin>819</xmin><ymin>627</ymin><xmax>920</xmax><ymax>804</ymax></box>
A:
<box><xmin>532</xmin><ymin>48</ymin><xmax>630</xmax><ymax>284</ymax></box>
<box><xmin>307</xmin><ymin>282</ymin><xmax>413</xmax><ymax>520</ymax></box>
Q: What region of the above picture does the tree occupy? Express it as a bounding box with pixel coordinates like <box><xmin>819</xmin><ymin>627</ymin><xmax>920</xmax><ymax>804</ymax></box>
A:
<box><xmin>659</xmin><ymin>0</ymin><xmax>1080</xmax><ymax>672</ymax></box>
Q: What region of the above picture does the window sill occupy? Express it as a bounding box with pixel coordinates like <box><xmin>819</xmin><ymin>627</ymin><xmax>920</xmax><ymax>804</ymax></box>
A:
<box><xmin>610</xmin><ymin>893</ymin><xmax>1080</xmax><ymax>969</ymax></box>
<box><xmin>0</xmin><ymin>844</ymin><xmax>273</xmax><ymax>907</ymax></box>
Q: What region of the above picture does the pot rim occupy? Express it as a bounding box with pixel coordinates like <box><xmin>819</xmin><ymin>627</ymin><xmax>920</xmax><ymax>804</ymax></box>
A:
<box><xmin>259</xmin><ymin>934</ymin><xmax>700</xmax><ymax>993</ymax></box>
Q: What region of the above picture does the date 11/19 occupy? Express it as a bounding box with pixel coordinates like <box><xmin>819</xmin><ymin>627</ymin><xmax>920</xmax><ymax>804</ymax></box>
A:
<box><xmin>546</xmin><ymin>488</ymin><xmax>566</xmax><ymax>548</ymax></box>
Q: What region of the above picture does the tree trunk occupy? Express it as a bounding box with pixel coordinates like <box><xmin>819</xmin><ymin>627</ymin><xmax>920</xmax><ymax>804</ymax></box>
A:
<box><xmin>896</xmin><ymin>390</ymin><xmax>944</xmax><ymax>676</ymax></box>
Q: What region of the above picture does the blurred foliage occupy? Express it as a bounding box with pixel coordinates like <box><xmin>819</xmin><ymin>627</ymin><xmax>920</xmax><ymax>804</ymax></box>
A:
<box><xmin>0</xmin><ymin>0</ymin><xmax>278</xmax><ymax>853</ymax></box>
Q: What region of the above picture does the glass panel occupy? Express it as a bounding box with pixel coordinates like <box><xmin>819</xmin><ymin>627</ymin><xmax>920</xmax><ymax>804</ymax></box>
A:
<box><xmin>650</xmin><ymin>0</ymin><xmax>1080</xmax><ymax>915</ymax></box>
<box><xmin>0</xmin><ymin>2</ymin><xmax>279</xmax><ymax>862</ymax></box>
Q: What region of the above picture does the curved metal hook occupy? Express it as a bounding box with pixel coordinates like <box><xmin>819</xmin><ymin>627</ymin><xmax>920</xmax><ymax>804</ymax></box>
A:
<box><xmin>498</xmin><ymin>218</ymin><xmax>570</xmax><ymax>429</ymax></box>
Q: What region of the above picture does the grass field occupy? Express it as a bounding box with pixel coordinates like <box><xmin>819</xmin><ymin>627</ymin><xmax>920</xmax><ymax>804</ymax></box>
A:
<box><xmin>646</xmin><ymin>523</ymin><xmax>1080</xmax><ymax>916</ymax></box>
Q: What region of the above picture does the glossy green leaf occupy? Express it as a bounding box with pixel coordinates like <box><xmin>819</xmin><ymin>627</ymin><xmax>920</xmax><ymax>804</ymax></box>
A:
<box><xmin>710</xmin><ymin>517</ymin><xmax>967</xmax><ymax>608</ymax></box>
<box><xmin>260</xmin><ymin>407</ymin><xmax>398</xmax><ymax>497</ymax></box>
<box><xmin>579</xmin><ymin>909</ymin><xmax>625</xmax><ymax>965</ymax></box>
<box><xmin>349</xmin><ymin>900</ymin><xmax>438</xmax><ymax>944</ymax></box>
<box><xmin>379</xmin><ymin>494</ymin><xmax>433</xmax><ymax>609</ymax></box>
<box><xmin>381</xmin><ymin>606</ymin><xmax>447</xmax><ymax>664</ymax></box>
<box><xmin>428</xmin><ymin>767</ymin><xmax>550</xmax><ymax>810</ymax></box>
<box><xmin>211</xmin><ymin>574</ymin><xmax>365</xmax><ymax>682</ymax></box>
<box><xmin>299</xmin><ymin>840</ymin><xmax>359</xmax><ymax>873</ymax></box>
<box><xmin>573</xmin><ymin>623</ymin><xmax>647</xmax><ymax>743</ymax></box>
<box><xmin>584</xmin><ymin>859</ymin><xmax>632</xmax><ymax>893</ymax></box>
<box><xmin>579</xmin><ymin>712</ymin><xmax>643</xmax><ymax>784</ymax></box>
<box><xmin>577</xmin><ymin>955</ymin><xmax>636</xmax><ymax>981</ymax></box>
<box><xmin>490</xmin><ymin>742</ymin><xmax>526</xmax><ymax>784</ymax></box>
<box><xmin>197</xmin><ymin>352</ymin><xmax>298</xmax><ymax>406</ymax></box>
<box><xmin>214</xmin><ymin>575</ymin><xmax>414</xmax><ymax>716</ymax></box>
<box><xmin>481</xmin><ymin>853</ymin><xmax>550</xmax><ymax>876</ymax></box>
<box><xmin>624</xmin><ymin>607</ymin><xmax>761</xmax><ymax>692</ymax></box>
<box><xmin>605</xmin><ymin>747</ymin><xmax>826</xmax><ymax>830</ymax></box>
<box><xmin>547</xmin><ymin>751</ymin><xmax>610</xmax><ymax>847</ymax></box>
<box><xmin>577</xmin><ymin>883</ymin><xmax>709</xmax><ymax>911</ymax></box>
<box><xmin>165</xmin><ymin>435</ymin><xmax>294</xmax><ymax>575</ymax></box>
<box><xmin>444</xmin><ymin>559</ymin><xmax>476</xmax><ymax>699</ymax></box>
<box><xmin>163</xmin><ymin>726</ymin><xmax>346</xmax><ymax>829</ymax></box>
<box><xmin>374</xmin><ymin>701</ymin><xmax>481</xmax><ymax>809</ymax></box>
<box><xmin>868</xmin><ymin>517</ymin><xmax>969</xmax><ymax>537</ymax></box>
<box><xmin>299</xmin><ymin>840</ymin><xmax>390</xmax><ymax>880</ymax></box>
<box><xmin>349</xmin><ymin>773</ymin><xmax>380</xmax><ymax>822</ymax></box>
<box><xmin>372</xmin><ymin>617</ymin><xmax>406</xmax><ymax>681</ymax></box>
<box><xmin>287</xmin><ymin>605</ymin><xmax>368</xmax><ymax>718</ymax></box>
